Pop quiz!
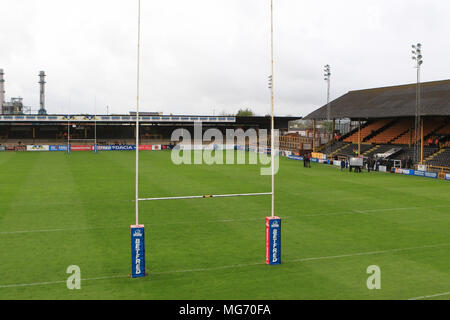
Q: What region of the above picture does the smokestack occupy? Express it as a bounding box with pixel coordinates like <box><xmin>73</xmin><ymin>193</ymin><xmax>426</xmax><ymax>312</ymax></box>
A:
<box><xmin>0</xmin><ymin>69</ymin><xmax>4</xmax><ymax>111</ymax></box>
<box><xmin>38</xmin><ymin>71</ymin><xmax>47</xmax><ymax>115</ymax></box>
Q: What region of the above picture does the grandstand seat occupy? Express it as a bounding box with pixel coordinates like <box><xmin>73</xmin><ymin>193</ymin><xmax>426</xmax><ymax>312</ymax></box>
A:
<box><xmin>344</xmin><ymin>119</ymin><xmax>391</xmax><ymax>143</ymax></box>
<box><xmin>368</xmin><ymin>118</ymin><xmax>412</xmax><ymax>144</ymax></box>
<box><xmin>426</xmin><ymin>149</ymin><xmax>450</xmax><ymax>168</ymax></box>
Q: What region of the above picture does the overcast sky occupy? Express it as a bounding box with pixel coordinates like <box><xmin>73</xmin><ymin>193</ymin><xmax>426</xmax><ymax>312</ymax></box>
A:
<box><xmin>0</xmin><ymin>0</ymin><xmax>449</xmax><ymax>117</ymax></box>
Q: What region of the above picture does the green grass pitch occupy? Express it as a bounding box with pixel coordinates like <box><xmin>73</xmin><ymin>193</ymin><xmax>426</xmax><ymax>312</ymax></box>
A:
<box><xmin>0</xmin><ymin>150</ymin><xmax>449</xmax><ymax>299</ymax></box>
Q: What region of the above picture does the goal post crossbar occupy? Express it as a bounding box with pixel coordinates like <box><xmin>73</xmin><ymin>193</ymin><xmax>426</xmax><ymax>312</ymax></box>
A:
<box><xmin>138</xmin><ymin>192</ymin><xmax>272</xmax><ymax>202</ymax></box>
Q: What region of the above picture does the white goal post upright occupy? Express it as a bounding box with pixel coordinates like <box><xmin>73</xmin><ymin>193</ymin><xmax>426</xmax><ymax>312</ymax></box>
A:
<box><xmin>265</xmin><ymin>0</ymin><xmax>281</xmax><ymax>266</ymax></box>
<box><xmin>67</xmin><ymin>100</ymin><xmax>71</xmax><ymax>154</ymax></box>
<box><xmin>130</xmin><ymin>0</ymin><xmax>145</xmax><ymax>279</ymax></box>
<box><xmin>65</xmin><ymin>96</ymin><xmax>98</xmax><ymax>154</ymax></box>
<box><xmin>270</xmin><ymin>0</ymin><xmax>275</xmax><ymax>218</ymax></box>
<box><xmin>67</xmin><ymin>117</ymin><xmax>70</xmax><ymax>154</ymax></box>
<box><xmin>94</xmin><ymin>96</ymin><xmax>98</xmax><ymax>154</ymax></box>
<box><xmin>135</xmin><ymin>0</ymin><xmax>141</xmax><ymax>227</ymax></box>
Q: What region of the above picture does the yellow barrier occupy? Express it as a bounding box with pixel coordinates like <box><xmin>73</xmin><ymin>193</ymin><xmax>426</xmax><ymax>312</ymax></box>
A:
<box><xmin>428</xmin><ymin>165</ymin><xmax>450</xmax><ymax>179</ymax></box>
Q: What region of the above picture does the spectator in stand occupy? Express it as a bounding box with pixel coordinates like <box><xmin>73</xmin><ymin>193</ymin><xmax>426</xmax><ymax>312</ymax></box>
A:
<box><xmin>435</xmin><ymin>138</ymin><xmax>439</xmax><ymax>147</ymax></box>
<box><xmin>428</xmin><ymin>137</ymin><xmax>433</xmax><ymax>146</ymax></box>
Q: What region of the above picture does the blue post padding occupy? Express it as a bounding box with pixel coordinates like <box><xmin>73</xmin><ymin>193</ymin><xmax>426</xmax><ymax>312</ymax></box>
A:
<box><xmin>131</xmin><ymin>225</ymin><xmax>146</xmax><ymax>278</ymax></box>
<box><xmin>266</xmin><ymin>217</ymin><xmax>281</xmax><ymax>265</ymax></box>
<box><xmin>67</xmin><ymin>144</ymin><xmax>71</xmax><ymax>154</ymax></box>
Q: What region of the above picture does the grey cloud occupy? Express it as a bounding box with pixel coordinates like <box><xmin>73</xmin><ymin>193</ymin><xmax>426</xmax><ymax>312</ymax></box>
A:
<box><xmin>0</xmin><ymin>0</ymin><xmax>448</xmax><ymax>117</ymax></box>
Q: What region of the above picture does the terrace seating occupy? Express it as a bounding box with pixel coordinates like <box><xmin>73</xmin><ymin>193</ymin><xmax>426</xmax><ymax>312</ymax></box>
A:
<box><xmin>426</xmin><ymin>149</ymin><xmax>450</xmax><ymax>167</ymax></box>
<box><xmin>394</xmin><ymin>145</ymin><xmax>439</xmax><ymax>161</ymax></box>
<box><xmin>381</xmin><ymin>118</ymin><xmax>448</xmax><ymax>146</ymax></box>
<box><xmin>320</xmin><ymin>140</ymin><xmax>346</xmax><ymax>155</ymax></box>
<box><xmin>332</xmin><ymin>143</ymin><xmax>373</xmax><ymax>158</ymax></box>
<box><xmin>344</xmin><ymin>119</ymin><xmax>391</xmax><ymax>143</ymax></box>
<box><xmin>422</xmin><ymin>118</ymin><xmax>447</xmax><ymax>145</ymax></box>
<box><xmin>368</xmin><ymin>118</ymin><xmax>413</xmax><ymax>144</ymax></box>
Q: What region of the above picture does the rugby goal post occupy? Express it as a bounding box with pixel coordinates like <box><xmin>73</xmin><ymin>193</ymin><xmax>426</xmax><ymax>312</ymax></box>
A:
<box><xmin>66</xmin><ymin>98</ymin><xmax>98</xmax><ymax>154</ymax></box>
<box><xmin>66</xmin><ymin>139</ymin><xmax>98</xmax><ymax>154</ymax></box>
<box><xmin>130</xmin><ymin>0</ymin><xmax>280</xmax><ymax>278</ymax></box>
<box><xmin>66</xmin><ymin>107</ymin><xmax>98</xmax><ymax>154</ymax></box>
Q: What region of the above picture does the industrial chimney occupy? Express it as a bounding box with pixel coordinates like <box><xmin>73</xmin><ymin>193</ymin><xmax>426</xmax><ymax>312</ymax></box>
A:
<box><xmin>0</xmin><ymin>69</ymin><xmax>4</xmax><ymax>113</ymax></box>
<box><xmin>38</xmin><ymin>71</ymin><xmax>47</xmax><ymax>115</ymax></box>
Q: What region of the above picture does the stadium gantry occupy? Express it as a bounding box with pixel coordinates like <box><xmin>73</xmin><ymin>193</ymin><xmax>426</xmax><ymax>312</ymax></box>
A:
<box><xmin>0</xmin><ymin>114</ymin><xmax>299</xmax><ymax>148</ymax></box>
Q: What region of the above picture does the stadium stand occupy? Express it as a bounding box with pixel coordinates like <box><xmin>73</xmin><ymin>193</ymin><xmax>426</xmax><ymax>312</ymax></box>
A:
<box><xmin>304</xmin><ymin>79</ymin><xmax>450</xmax><ymax>170</ymax></box>
<box><xmin>0</xmin><ymin>114</ymin><xmax>299</xmax><ymax>149</ymax></box>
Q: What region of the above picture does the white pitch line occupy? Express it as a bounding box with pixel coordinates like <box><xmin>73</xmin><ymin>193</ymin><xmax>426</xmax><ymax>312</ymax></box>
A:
<box><xmin>354</xmin><ymin>207</ymin><xmax>422</xmax><ymax>213</ymax></box>
<box><xmin>1</xmin><ymin>203</ymin><xmax>449</xmax><ymax>235</ymax></box>
<box><xmin>408</xmin><ymin>291</ymin><xmax>450</xmax><ymax>300</ymax></box>
<box><xmin>0</xmin><ymin>217</ymin><xmax>283</xmax><ymax>235</ymax></box>
<box><xmin>1</xmin><ymin>243</ymin><xmax>448</xmax><ymax>289</ymax></box>
<box><xmin>0</xmin><ymin>226</ymin><xmax>114</xmax><ymax>235</ymax></box>
<box><xmin>289</xmin><ymin>243</ymin><xmax>450</xmax><ymax>263</ymax></box>
<box><xmin>152</xmin><ymin>262</ymin><xmax>265</xmax><ymax>275</ymax></box>
<box><xmin>0</xmin><ymin>275</ymin><xmax>129</xmax><ymax>289</ymax></box>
